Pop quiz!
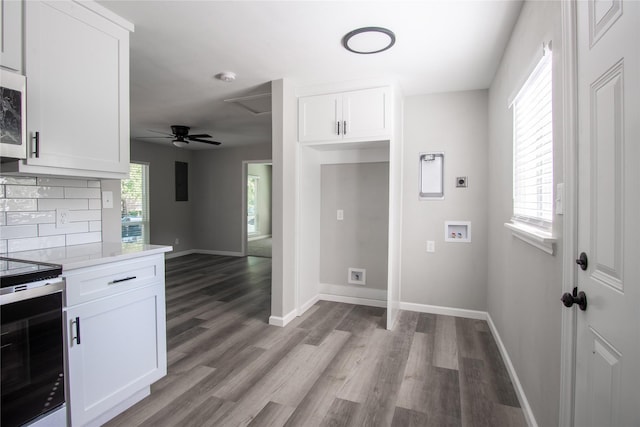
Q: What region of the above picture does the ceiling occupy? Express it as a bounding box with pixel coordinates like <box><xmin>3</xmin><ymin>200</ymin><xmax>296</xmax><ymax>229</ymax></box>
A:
<box><xmin>97</xmin><ymin>0</ymin><xmax>523</xmax><ymax>150</ymax></box>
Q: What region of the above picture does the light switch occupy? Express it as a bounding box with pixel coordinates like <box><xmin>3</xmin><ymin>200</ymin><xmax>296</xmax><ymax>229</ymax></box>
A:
<box><xmin>556</xmin><ymin>183</ymin><xmax>564</xmax><ymax>215</ymax></box>
<box><xmin>427</xmin><ymin>240</ymin><xmax>435</xmax><ymax>253</ymax></box>
<box><xmin>337</xmin><ymin>209</ymin><xmax>344</xmax><ymax>221</ymax></box>
<box><xmin>102</xmin><ymin>191</ymin><xmax>113</xmax><ymax>209</ymax></box>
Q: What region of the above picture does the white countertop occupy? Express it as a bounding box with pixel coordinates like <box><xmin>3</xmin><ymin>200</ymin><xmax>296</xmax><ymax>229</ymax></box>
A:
<box><xmin>7</xmin><ymin>242</ymin><xmax>173</xmax><ymax>271</ymax></box>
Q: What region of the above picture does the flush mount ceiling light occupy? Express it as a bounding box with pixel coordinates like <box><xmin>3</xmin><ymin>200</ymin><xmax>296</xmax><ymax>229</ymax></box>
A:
<box><xmin>215</xmin><ymin>71</ymin><xmax>236</xmax><ymax>82</ymax></box>
<box><xmin>342</xmin><ymin>26</ymin><xmax>396</xmax><ymax>54</ymax></box>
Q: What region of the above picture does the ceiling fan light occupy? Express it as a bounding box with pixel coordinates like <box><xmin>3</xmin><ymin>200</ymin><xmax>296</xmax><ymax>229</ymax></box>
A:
<box><xmin>172</xmin><ymin>139</ymin><xmax>188</xmax><ymax>148</ymax></box>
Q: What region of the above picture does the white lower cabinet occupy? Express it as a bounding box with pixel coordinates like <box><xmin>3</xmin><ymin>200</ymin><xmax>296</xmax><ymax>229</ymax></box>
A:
<box><xmin>63</xmin><ymin>255</ymin><xmax>167</xmax><ymax>426</ymax></box>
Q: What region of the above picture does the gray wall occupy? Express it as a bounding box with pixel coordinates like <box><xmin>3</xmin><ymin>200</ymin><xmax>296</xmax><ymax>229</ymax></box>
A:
<box><xmin>192</xmin><ymin>144</ymin><xmax>272</xmax><ymax>253</ymax></box>
<box><xmin>247</xmin><ymin>163</ymin><xmax>272</xmax><ymax>237</ymax></box>
<box><xmin>130</xmin><ymin>140</ymin><xmax>195</xmax><ymax>252</ymax></box>
<box><xmin>487</xmin><ymin>2</ymin><xmax>563</xmax><ymax>426</ymax></box>
<box><xmin>401</xmin><ymin>90</ymin><xmax>489</xmax><ymax>311</ymax></box>
<box><xmin>101</xmin><ymin>179</ymin><xmax>121</xmax><ymax>243</ymax></box>
<box><xmin>320</xmin><ymin>162</ymin><xmax>389</xmax><ymax>291</ymax></box>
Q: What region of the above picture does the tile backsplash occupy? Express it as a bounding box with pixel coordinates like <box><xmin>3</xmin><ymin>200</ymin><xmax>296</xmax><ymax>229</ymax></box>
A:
<box><xmin>0</xmin><ymin>176</ymin><xmax>102</xmax><ymax>253</ymax></box>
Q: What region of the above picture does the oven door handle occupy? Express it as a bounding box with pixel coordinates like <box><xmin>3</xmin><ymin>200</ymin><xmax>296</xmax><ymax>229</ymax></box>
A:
<box><xmin>0</xmin><ymin>280</ymin><xmax>64</xmax><ymax>305</ymax></box>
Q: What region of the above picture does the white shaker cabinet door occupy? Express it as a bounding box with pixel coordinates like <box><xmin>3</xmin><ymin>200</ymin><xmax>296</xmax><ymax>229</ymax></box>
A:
<box><xmin>65</xmin><ymin>284</ymin><xmax>166</xmax><ymax>427</ymax></box>
<box><xmin>342</xmin><ymin>87</ymin><xmax>390</xmax><ymax>140</ymax></box>
<box><xmin>24</xmin><ymin>0</ymin><xmax>130</xmax><ymax>176</ymax></box>
<box><xmin>298</xmin><ymin>93</ymin><xmax>341</xmax><ymax>142</ymax></box>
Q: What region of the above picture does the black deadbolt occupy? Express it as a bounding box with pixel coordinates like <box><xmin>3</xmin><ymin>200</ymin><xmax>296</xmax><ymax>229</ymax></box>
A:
<box><xmin>576</xmin><ymin>252</ymin><xmax>588</xmax><ymax>271</ymax></box>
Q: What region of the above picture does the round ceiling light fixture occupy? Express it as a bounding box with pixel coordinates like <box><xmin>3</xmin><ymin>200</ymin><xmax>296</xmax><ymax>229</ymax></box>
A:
<box><xmin>215</xmin><ymin>71</ymin><xmax>237</xmax><ymax>82</ymax></box>
<box><xmin>342</xmin><ymin>26</ymin><xmax>396</xmax><ymax>54</ymax></box>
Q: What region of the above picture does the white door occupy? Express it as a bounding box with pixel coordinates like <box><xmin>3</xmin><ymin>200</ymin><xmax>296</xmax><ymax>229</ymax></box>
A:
<box><xmin>574</xmin><ymin>1</ymin><xmax>640</xmax><ymax>426</ymax></box>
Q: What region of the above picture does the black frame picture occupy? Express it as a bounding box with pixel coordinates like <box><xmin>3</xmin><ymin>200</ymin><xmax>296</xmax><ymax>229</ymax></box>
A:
<box><xmin>0</xmin><ymin>70</ymin><xmax>27</xmax><ymax>158</ymax></box>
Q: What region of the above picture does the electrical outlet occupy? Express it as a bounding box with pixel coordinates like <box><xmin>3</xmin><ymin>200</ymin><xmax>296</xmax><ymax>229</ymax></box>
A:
<box><xmin>174</xmin><ymin>238</ymin><xmax>180</xmax><ymax>245</ymax></box>
<box><xmin>427</xmin><ymin>240</ymin><xmax>435</xmax><ymax>253</ymax></box>
<box><xmin>456</xmin><ymin>176</ymin><xmax>468</xmax><ymax>188</ymax></box>
<box><xmin>56</xmin><ymin>209</ymin><xmax>70</xmax><ymax>228</ymax></box>
<box><xmin>102</xmin><ymin>191</ymin><xmax>113</xmax><ymax>209</ymax></box>
<box><xmin>337</xmin><ymin>209</ymin><xmax>344</xmax><ymax>221</ymax></box>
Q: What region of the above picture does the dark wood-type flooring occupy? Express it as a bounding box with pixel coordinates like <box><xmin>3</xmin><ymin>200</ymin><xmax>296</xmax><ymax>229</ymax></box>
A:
<box><xmin>105</xmin><ymin>254</ymin><xmax>527</xmax><ymax>427</ymax></box>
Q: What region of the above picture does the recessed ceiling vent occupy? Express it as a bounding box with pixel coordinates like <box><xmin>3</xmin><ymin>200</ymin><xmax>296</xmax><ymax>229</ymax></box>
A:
<box><xmin>224</xmin><ymin>93</ymin><xmax>271</xmax><ymax>115</ymax></box>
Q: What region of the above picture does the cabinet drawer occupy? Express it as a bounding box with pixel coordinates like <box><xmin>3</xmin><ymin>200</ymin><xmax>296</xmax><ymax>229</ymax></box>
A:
<box><xmin>64</xmin><ymin>255</ymin><xmax>164</xmax><ymax>306</ymax></box>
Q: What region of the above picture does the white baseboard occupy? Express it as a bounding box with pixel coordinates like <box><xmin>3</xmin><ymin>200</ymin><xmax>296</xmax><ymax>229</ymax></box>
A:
<box><xmin>486</xmin><ymin>313</ymin><xmax>538</xmax><ymax>427</ymax></box>
<box><xmin>165</xmin><ymin>249</ymin><xmax>196</xmax><ymax>259</ymax></box>
<box><xmin>319</xmin><ymin>283</ymin><xmax>387</xmax><ymax>301</ymax></box>
<box><xmin>269</xmin><ymin>308</ymin><xmax>297</xmax><ymax>327</ymax></box>
<box><xmin>318</xmin><ymin>293</ymin><xmax>387</xmax><ymax>308</ymax></box>
<box><xmin>196</xmin><ymin>249</ymin><xmax>244</xmax><ymax>257</ymax></box>
<box><xmin>248</xmin><ymin>234</ymin><xmax>272</xmax><ymax>242</ymax></box>
<box><xmin>398</xmin><ymin>301</ymin><xmax>487</xmax><ymax>320</ymax></box>
<box><xmin>298</xmin><ymin>294</ymin><xmax>320</xmax><ymax>316</ymax></box>
<box><xmin>166</xmin><ymin>249</ymin><xmax>244</xmax><ymax>259</ymax></box>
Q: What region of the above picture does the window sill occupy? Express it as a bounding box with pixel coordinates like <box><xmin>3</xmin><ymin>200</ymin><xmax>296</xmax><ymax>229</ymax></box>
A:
<box><xmin>504</xmin><ymin>221</ymin><xmax>556</xmax><ymax>255</ymax></box>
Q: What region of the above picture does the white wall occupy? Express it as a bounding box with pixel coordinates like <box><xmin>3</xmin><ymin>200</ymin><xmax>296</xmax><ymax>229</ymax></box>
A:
<box><xmin>487</xmin><ymin>2</ymin><xmax>563</xmax><ymax>426</ymax></box>
<box><xmin>400</xmin><ymin>90</ymin><xmax>489</xmax><ymax>311</ymax></box>
<box><xmin>320</xmin><ymin>162</ymin><xmax>389</xmax><ymax>293</ymax></box>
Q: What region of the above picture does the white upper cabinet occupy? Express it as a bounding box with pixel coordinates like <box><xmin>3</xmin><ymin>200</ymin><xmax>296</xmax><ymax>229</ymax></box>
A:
<box><xmin>0</xmin><ymin>0</ymin><xmax>23</xmax><ymax>72</ymax></box>
<box><xmin>8</xmin><ymin>0</ymin><xmax>133</xmax><ymax>179</ymax></box>
<box><xmin>298</xmin><ymin>87</ymin><xmax>391</xmax><ymax>144</ymax></box>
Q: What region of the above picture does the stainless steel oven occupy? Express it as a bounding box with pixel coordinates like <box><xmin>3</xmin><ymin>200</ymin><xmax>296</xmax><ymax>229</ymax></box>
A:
<box><xmin>1</xmin><ymin>257</ymin><xmax>65</xmax><ymax>427</ymax></box>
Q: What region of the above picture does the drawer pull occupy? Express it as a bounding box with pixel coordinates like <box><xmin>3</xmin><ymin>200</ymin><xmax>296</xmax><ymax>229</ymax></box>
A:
<box><xmin>108</xmin><ymin>276</ymin><xmax>137</xmax><ymax>285</ymax></box>
<box><xmin>72</xmin><ymin>317</ymin><xmax>81</xmax><ymax>345</ymax></box>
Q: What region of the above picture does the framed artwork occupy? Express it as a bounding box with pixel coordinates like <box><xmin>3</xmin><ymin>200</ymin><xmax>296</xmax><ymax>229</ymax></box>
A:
<box><xmin>0</xmin><ymin>70</ymin><xmax>27</xmax><ymax>158</ymax></box>
<box><xmin>175</xmin><ymin>161</ymin><xmax>188</xmax><ymax>201</ymax></box>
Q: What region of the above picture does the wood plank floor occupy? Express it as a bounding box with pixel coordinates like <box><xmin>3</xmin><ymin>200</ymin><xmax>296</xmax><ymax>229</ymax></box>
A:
<box><xmin>105</xmin><ymin>254</ymin><xmax>527</xmax><ymax>427</ymax></box>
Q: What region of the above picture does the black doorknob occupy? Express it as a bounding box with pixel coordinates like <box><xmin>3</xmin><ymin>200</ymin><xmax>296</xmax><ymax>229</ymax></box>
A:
<box><xmin>561</xmin><ymin>287</ymin><xmax>587</xmax><ymax>311</ymax></box>
<box><xmin>576</xmin><ymin>252</ymin><xmax>588</xmax><ymax>271</ymax></box>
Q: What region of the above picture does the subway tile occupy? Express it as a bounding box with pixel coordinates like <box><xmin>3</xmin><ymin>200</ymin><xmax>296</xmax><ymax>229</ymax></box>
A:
<box><xmin>0</xmin><ymin>225</ymin><xmax>38</xmax><ymax>239</ymax></box>
<box><xmin>89</xmin><ymin>221</ymin><xmax>102</xmax><ymax>232</ymax></box>
<box><xmin>0</xmin><ymin>176</ymin><xmax>37</xmax><ymax>185</ymax></box>
<box><xmin>37</xmin><ymin>177</ymin><xmax>88</xmax><ymax>188</ymax></box>
<box><xmin>0</xmin><ymin>185</ymin><xmax>4</xmax><ymax>198</ymax></box>
<box><xmin>7</xmin><ymin>235</ymin><xmax>66</xmax><ymax>252</ymax></box>
<box><xmin>0</xmin><ymin>199</ymin><xmax>38</xmax><ymax>212</ymax></box>
<box><xmin>87</xmin><ymin>180</ymin><xmax>101</xmax><ymax>188</ymax></box>
<box><xmin>6</xmin><ymin>211</ymin><xmax>55</xmax><ymax>225</ymax></box>
<box><xmin>0</xmin><ymin>213</ymin><xmax>5</xmax><ymax>226</ymax></box>
<box><xmin>39</xmin><ymin>222</ymin><xmax>89</xmax><ymax>237</ymax></box>
<box><xmin>88</xmin><ymin>199</ymin><xmax>101</xmax><ymax>210</ymax></box>
<box><xmin>38</xmin><ymin>199</ymin><xmax>88</xmax><ymax>211</ymax></box>
<box><xmin>0</xmin><ymin>240</ymin><xmax>6</xmax><ymax>254</ymax></box>
<box><xmin>66</xmin><ymin>232</ymin><xmax>101</xmax><ymax>246</ymax></box>
<box><xmin>68</xmin><ymin>210</ymin><xmax>101</xmax><ymax>222</ymax></box>
<box><xmin>6</xmin><ymin>185</ymin><xmax>64</xmax><ymax>199</ymax></box>
<box><xmin>64</xmin><ymin>187</ymin><xmax>100</xmax><ymax>199</ymax></box>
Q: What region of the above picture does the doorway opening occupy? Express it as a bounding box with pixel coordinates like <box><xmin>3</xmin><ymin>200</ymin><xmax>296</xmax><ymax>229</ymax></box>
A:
<box><xmin>243</xmin><ymin>161</ymin><xmax>272</xmax><ymax>258</ymax></box>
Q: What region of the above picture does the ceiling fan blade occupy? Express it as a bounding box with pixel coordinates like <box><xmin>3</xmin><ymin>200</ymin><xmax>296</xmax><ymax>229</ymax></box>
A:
<box><xmin>190</xmin><ymin>138</ymin><xmax>222</xmax><ymax>145</ymax></box>
<box><xmin>135</xmin><ymin>136</ymin><xmax>173</xmax><ymax>139</ymax></box>
<box><xmin>146</xmin><ymin>129</ymin><xmax>174</xmax><ymax>136</ymax></box>
<box><xmin>187</xmin><ymin>134</ymin><xmax>213</xmax><ymax>139</ymax></box>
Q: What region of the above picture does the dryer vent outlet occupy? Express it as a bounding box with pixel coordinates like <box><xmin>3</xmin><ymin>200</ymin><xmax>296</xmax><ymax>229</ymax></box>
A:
<box><xmin>348</xmin><ymin>268</ymin><xmax>366</xmax><ymax>285</ymax></box>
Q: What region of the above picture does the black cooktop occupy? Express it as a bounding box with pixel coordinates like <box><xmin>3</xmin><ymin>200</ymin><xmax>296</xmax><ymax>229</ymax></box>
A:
<box><xmin>0</xmin><ymin>257</ymin><xmax>63</xmax><ymax>288</ymax></box>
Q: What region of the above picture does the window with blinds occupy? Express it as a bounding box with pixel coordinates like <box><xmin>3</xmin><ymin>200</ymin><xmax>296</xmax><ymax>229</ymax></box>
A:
<box><xmin>121</xmin><ymin>162</ymin><xmax>150</xmax><ymax>244</ymax></box>
<box><xmin>512</xmin><ymin>50</ymin><xmax>553</xmax><ymax>230</ymax></box>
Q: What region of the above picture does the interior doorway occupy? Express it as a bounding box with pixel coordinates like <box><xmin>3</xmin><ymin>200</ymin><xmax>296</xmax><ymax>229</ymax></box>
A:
<box><xmin>243</xmin><ymin>161</ymin><xmax>272</xmax><ymax>258</ymax></box>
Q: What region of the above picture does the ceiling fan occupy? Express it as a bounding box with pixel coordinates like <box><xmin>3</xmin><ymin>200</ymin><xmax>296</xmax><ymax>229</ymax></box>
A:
<box><xmin>138</xmin><ymin>125</ymin><xmax>222</xmax><ymax>147</ymax></box>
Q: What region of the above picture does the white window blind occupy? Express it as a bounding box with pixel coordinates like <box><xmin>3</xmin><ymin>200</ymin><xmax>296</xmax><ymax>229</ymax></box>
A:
<box><xmin>121</xmin><ymin>162</ymin><xmax>150</xmax><ymax>244</ymax></box>
<box><xmin>512</xmin><ymin>50</ymin><xmax>553</xmax><ymax>229</ymax></box>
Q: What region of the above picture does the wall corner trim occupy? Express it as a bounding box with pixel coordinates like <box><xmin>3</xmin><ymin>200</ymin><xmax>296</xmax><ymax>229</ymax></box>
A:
<box><xmin>269</xmin><ymin>309</ymin><xmax>297</xmax><ymax>328</ymax></box>
<box><xmin>486</xmin><ymin>313</ymin><xmax>539</xmax><ymax>427</ymax></box>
